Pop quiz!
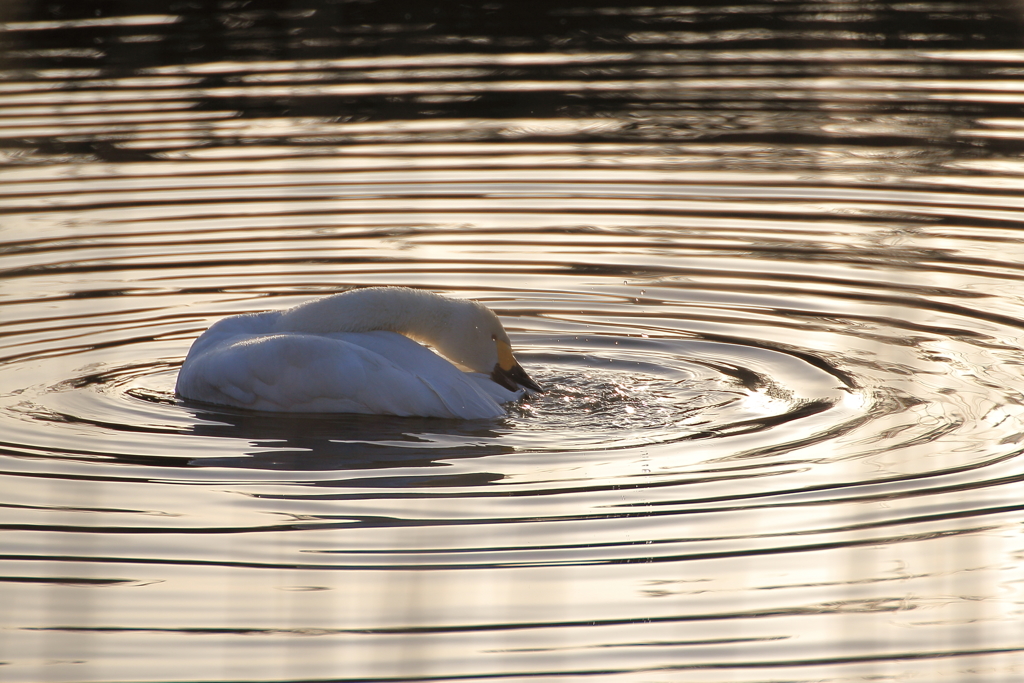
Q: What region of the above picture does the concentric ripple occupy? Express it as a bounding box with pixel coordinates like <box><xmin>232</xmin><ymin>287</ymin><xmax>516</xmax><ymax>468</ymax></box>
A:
<box><xmin>4</xmin><ymin>173</ymin><xmax>1023</xmax><ymax>485</ymax></box>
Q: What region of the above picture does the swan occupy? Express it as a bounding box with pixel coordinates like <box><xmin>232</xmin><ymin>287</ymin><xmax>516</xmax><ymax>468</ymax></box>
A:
<box><xmin>175</xmin><ymin>287</ymin><xmax>542</xmax><ymax>419</ymax></box>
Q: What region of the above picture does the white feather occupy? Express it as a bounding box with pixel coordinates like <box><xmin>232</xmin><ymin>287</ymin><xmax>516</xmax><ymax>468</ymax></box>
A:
<box><xmin>175</xmin><ymin>288</ymin><xmax>536</xmax><ymax>419</ymax></box>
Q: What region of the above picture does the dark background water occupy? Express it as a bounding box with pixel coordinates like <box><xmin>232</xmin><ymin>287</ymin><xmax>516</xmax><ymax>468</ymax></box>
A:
<box><xmin>5</xmin><ymin>0</ymin><xmax>1024</xmax><ymax>157</ymax></box>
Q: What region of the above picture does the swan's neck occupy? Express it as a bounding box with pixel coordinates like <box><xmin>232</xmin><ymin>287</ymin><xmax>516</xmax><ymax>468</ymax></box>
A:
<box><xmin>274</xmin><ymin>287</ymin><xmax>462</xmax><ymax>348</ymax></box>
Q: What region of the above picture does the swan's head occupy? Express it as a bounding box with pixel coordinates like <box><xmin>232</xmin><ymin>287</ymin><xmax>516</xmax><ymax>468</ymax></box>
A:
<box><xmin>443</xmin><ymin>300</ymin><xmax>543</xmax><ymax>394</ymax></box>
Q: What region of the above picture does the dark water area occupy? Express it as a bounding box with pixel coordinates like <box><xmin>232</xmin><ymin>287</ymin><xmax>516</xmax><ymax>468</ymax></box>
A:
<box><xmin>4</xmin><ymin>1</ymin><xmax>1024</xmax><ymax>682</ymax></box>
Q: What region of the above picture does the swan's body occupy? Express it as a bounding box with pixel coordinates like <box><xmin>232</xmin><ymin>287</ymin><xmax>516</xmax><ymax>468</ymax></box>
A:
<box><xmin>175</xmin><ymin>287</ymin><xmax>541</xmax><ymax>419</ymax></box>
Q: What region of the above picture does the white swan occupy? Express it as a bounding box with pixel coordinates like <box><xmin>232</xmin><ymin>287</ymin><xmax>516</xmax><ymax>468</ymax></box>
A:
<box><xmin>175</xmin><ymin>287</ymin><xmax>541</xmax><ymax>419</ymax></box>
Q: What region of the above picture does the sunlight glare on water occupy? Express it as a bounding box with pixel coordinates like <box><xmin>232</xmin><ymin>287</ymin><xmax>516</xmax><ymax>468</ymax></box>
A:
<box><xmin>3</xmin><ymin>1</ymin><xmax>1024</xmax><ymax>682</ymax></box>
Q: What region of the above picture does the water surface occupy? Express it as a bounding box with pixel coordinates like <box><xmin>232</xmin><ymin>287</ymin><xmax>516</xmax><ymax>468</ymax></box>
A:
<box><xmin>3</xmin><ymin>2</ymin><xmax>1024</xmax><ymax>681</ymax></box>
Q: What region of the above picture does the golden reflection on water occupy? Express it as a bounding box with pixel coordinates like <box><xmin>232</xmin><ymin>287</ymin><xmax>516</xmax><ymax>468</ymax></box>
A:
<box><xmin>3</xmin><ymin>1</ymin><xmax>1024</xmax><ymax>681</ymax></box>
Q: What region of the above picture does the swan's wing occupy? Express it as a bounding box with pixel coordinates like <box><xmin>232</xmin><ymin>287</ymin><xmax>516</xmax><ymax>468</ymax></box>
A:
<box><xmin>177</xmin><ymin>330</ymin><xmax>506</xmax><ymax>419</ymax></box>
<box><xmin>332</xmin><ymin>332</ymin><xmax>510</xmax><ymax>419</ymax></box>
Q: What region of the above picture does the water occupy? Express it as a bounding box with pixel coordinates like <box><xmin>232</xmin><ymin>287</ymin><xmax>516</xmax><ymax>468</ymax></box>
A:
<box><xmin>3</xmin><ymin>1</ymin><xmax>1024</xmax><ymax>681</ymax></box>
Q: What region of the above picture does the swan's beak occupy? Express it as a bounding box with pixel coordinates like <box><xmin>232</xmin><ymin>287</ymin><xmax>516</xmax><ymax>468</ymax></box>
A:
<box><xmin>492</xmin><ymin>361</ymin><xmax>543</xmax><ymax>393</ymax></box>
<box><xmin>492</xmin><ymin>340</ymin><xmax>543</xmax><ymax>393</ymax></box>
